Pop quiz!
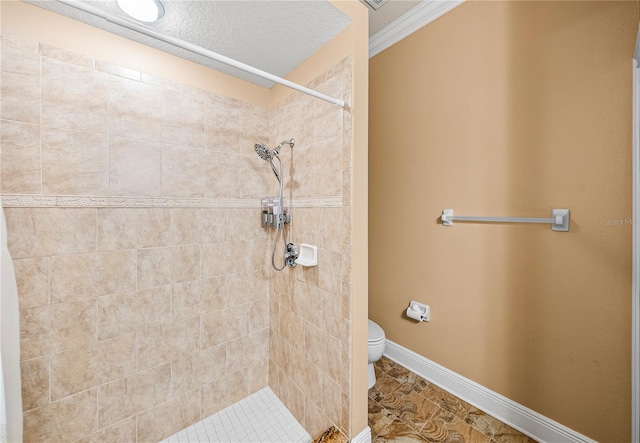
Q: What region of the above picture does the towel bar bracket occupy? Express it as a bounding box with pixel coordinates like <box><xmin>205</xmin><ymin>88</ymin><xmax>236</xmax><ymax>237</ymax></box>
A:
<box><xmin>441</xmin><ymin>209</ymin><xmax>570</xmax><ymax>232</ymax></box>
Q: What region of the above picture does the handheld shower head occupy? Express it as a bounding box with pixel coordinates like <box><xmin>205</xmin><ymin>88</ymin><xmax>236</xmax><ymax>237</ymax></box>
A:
<box><xmin>254</xmin><ymin>142</ymin><xmax>273</xmax><ymax>161</ymax></box>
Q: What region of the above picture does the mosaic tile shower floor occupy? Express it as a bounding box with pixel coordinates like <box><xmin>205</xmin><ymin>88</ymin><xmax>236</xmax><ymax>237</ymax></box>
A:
<box><xmin>161</xmin><ymin>388</ymin><xmax>312</xmax><ymax>443</ymax></box>
<box><xmin>369</xmin><ymin>357</ymin><xmax>538</xmax><ymax>443</ymax></box>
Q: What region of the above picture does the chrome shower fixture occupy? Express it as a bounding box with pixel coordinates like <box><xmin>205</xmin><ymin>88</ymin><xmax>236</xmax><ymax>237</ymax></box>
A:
<box><xmin>254</xmin><ymin>138</ymin><xmax>297</xmax><ymax>271</ymax></box>
<box><xmin>254</xmin><ymin>139</ymin><xmax>295</xmax><ymax>160</ymax></box>
<box><xmin>254</xmin><ymin>142</ymin><xmax>273</xmax><ymax>161</ymax></box>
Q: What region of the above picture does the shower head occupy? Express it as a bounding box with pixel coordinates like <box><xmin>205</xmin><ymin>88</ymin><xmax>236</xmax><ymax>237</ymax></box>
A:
<box><xmin>254</xmin><ymin>142</ymin><xmax>273</xmax><ymax>161</ymax></box>
<box><xmin>255</xmin><ymin>142</ymin><xmax>281</xmax><ymax>181</ymax></box>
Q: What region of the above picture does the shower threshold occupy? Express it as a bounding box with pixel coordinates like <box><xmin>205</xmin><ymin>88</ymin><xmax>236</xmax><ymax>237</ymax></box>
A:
<box><xmin>161</xmin><ymin>387</ymin><xmax>312</xmax><ymax>443</ymax></box>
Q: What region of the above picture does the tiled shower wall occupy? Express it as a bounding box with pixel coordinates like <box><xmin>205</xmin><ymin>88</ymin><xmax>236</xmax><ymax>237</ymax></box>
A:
<box><xmin>1</xmin><ymin>34</ymin><xmax>274</xmax><ymax>441</ymax></box>
<box><xmin>268</xmin><ymin>57</ymin><xmax>353</xmax><ymax>438</ymax></box>
<box><xmin>1</xmin><ymin>32</ymin><xmax>354</xmax><ymax>441</ymax></box>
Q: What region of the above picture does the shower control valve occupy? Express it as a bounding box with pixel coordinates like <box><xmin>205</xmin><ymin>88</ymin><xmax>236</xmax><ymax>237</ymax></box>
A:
<box><xmin>284</xmin><ymin>243</ymin><xmax>298</xmax><ymax>268</ymax></box>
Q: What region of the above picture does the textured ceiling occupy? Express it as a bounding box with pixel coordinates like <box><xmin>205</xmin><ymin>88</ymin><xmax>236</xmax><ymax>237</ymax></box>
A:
<box><xmin>27</xmin><ymin>0</ymin><xmax>352</xmax><ymax>88</ymax></box>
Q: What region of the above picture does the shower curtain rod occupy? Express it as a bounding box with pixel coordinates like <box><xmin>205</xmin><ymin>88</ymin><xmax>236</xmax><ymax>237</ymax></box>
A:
<box><xmin>54</xmin><ymin>0</ymin><xmax>346</xmax><ymax>108</ymax></box>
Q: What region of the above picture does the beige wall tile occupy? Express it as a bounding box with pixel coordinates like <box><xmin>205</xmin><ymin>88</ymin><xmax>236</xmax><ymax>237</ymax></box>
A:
<box><xmin>248</xmin><ymin>296</ymin><xmax>269</xmax><ymax>334</ymax></box>
<box><xmin>1</xmin><ymin>120</ymin><xmax>41</xmax><ymax>194</ymax></box>
<box><xmin>226</xmin><ymin>208</ymin><xmax>263</xmax><ymax>241</ymax></box>
<box><xmin>304</xmin><ymin>396</ymin><xmax>332</xmax><ymax>440</ymax></box>
<box><xmin>42</xmin><ymin>57</ymin><xmax>108</xmax><ymax>133</ymax></box>
<box><xmin>239</xmin><ymin>151</ymin><xmax>271</xmax><ymax>198</ymax></box>
<box><xmin>201</xmin><ymin>240</ymin><xmax>261</xmax><ymax>278</ymax></box>
<box><xmin>141</xmin><ymin>73</ymin><xmax>180</xmax><ymax>92</ymax></box>
<box><xmin>136</xmin><ymin>247</ymin><xmax>173</xmax><ymax>289</ymax></box>
<box><xmin>304</xmin><ymin>322</ymin><xmax>342</xmax><ymax>383</ymax></box>
<box><xmin>162</xmin><ymin>145</ymin><xmax>204</xmax><ymax>198</ymax></box>
<box><xmin>5</xmin><ymin>208</ymin><xmax>97</xmax><ymax>259</ymax></box>
<box><xmin>50</xmin><ymin>250</ymin><xmax>136</xmax><ymax>303</ymax></box>
<box><xmin>321</xmin><ymin>290</ymin><xmax>342</xmax><ymax>340</ymax></box>
<box><xmin>173</xmin><ymin>277</ymin><xmax>226</xmax><ymax>322</ymax></box>
<box><xmin>137</xmin><ymin>245</ymin><xmax>200</xmax><ymax>289</ymax></box>
<box><xmin>14</xmin><ymin>257</ymin><xmax>49</xmax><ymax>309</ymax></box>
<box><xmin>321</xmin><ymin>372</ymin><xmax>342</xmax><ymax>427</ymax></box>
<box><xmin>1</xmin><ymin>45</ymin><xmax>40</xmax><ymax>124</ymax></box>
<box><xmin>23</xmin><ymin>389</ymin><xmax>97</xmax><ymax>442</ymax></box>
<box><xmin>239</xmin><ymin>102</ymin><xmax>269</xmax><ymax>152</ymax></box>
<box><xmin>97</xmin><ymin>363</ymin><xmax>171</xmax><ymax>429</ymax></box>
<box><xmin>226</xmin><ymin>329</ymin><xmax>269</xmax><ymax>374</ymax></box>
<box><xmin>39</xmin><ymin>43</ymin><xmax>93</xmax><ymax>68</ymax></box>
<box><xmin>200</xmin><ymin>303</ymin><xmax>254</xmax><ymax>350</ymax></box>
<box><xmin>162</xmin><ymin>89</ymin><xmax>204</xmax><ymax>147</ymax></box>
<box><xmin>278</xmin><ymin>371</ymin><xmax>305</xmax><ymax>426</ymax></box>
<box><xmin>21</xmin><ymin>356</ymin><xmax>49</xmax><ymax>411</ymax></box>
<box><xmin>227</xmin><ymin>270</ymin><xmax>268</xmax><ymax>306</ymax></box>
<box><xmin>275</xmin><ymin>93</ymin><xmax>314</xmax><ymax>150</ymax></box>
<box><xmin>292</xmin><ymin>350</ymin><xmax>323</xmax><ymax>406</ymax></box>
<box><xmin>108</xmin><ymin>75</ymin><xmax>162</xmax><ymax>141</ymax></box>
<box><xmin>270</xmin><ymin>331</ymin><xmax>292</xmax><ymax>377</ymax></box>
<box><xmin>95</xmin><ymin>60</ymin><xmax>140</xmax><ymax>81</ymax></box>
<box><xmin>278</xmin><ymin>305</ymin><xmax>305</xmax><ymax>352</ymax></box>
<box><xmin>171</xmin><ymin>345</ymin><xmax>226</xmax><ymax>396</ymax></box>
<box><xmin>172</xmin><ymin>244</ymin><xmax>201</xmax><ymax>283</ymax></box>
<box><xmin>136</xmin><ymin>317</ymin><xmax>200</xmax><ymax>370</ymax></box>
<box><xmin>204</xmin><ymin>149</ymin><xmax>239</xmax><ymax>198</ymax></box>
<box><xmin>20</xmin><ymin>299</ymin><xmax>95</xmax><ymax>360</ymax></box>
<box><xmin>109</xmin><ymin>136</ymin><xmax>162</xmax><ymax>197</ymax></box>
<box><xmin>97</xmin><ymin>286</ymin><xmax>171</xmax><ymax>340</ymax></box>
<box><xmin>137</xmin><ymin>390</ymin><xmax>201</xmax><ymax>442</ymax></box>
<box><xmin>314</xmin><ymin>136</ymin><xmax>342</xmax><ymax>198</ymax></box>
<box><xmin>292</xmin><ymin>279</ymin><xmax>322</xmax><ymax>328</ymax></box>
<box><xmin>172</xmin><ymin>208</ymin><xmax>226</xmax><ymax>245</ymax></box>
<box><xmin>75</xmin><ymin>416</ymin><xmax>136</xmax><ymax>443</ymax></box>
<box><xmin>319</xmin><ymin>207</ymin><xmax>343</xmax><ymax>251</ymax></box>
<box><xmin>248</xmin><ymin>358</ymin><xmax>269</xmax><ymax>393</ymax></box>
<box><xmin>50</xmin><ymin>333</ymin><xmax>136</xmax><ymax>401</ymax></box>
<box><xmin>42</xmin><ymin>127</ymin><xmax>109</xmax><ymax>195</ymax></box>
<box><xmin>302</xmin><ymin>248</ymin><xmax>342</xmax><ymax>296</ymax></box>
<box><xmin>204</xmin><ymin>95</ymin><xmax>240</xmax><ymax>152</ymax></box>
<box><xmin>97</xmin><ymin>207</ymin><xmax>171</xmax><ymax>251</ymax></box>
<box><xmin>201</xmin><ymin>367</ymin><xmax>249</xmax><ymax>417</ymax></box>
<box><xmin>270</xmin><ymin>268</ymin><xmax>293</xmax><ymax>310</ymax></box>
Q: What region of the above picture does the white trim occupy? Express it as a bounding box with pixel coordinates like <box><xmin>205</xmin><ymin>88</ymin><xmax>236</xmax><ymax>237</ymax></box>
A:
<box><xmin>384</xmin><ymin>340</ymin><xmax>596</xmax><ymax>443</ymax></box>
<box><xmin>632</xmin><ymin>54</ymin><xmax>640</xmax><ymax>443</ymax></box>
<box><xmin>350</xmin><ymin>426</ymin><xmax>372</xmax><ymax>443</ymax></box>
<box><xmin>368</xmin><ymin>0</ymin><xmax>464</xmax><ymax>58</ymax></box>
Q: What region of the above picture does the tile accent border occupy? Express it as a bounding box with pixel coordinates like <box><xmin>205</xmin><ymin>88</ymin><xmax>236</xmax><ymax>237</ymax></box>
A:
<box><xmin>369</xmin><ymin>0</ymin><xmax>464</xmax><ymax>58</ymax></box>
<box><xmin>384</xmin><ymin>339</ymin><xmax>596</xmax><ymax>443</ymax></box>
<box><xmin>350</xmin><ymin>426</ymin><xmax>372</xmax><ymax>443</ymax></box>
<box><xmin>0</xmin><ymin>195</ymin><xmax>342</xmax><ymax>209</ymax></box>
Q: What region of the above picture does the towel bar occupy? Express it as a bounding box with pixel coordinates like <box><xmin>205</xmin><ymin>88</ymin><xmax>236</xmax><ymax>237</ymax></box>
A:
<box><xmin>441</xmin><ymin>209</ymin><xmax>570</xmax><ymax>231</ymax></box>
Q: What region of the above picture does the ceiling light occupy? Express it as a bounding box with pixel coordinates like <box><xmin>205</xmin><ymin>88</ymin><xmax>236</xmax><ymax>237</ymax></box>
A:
<box><xmin>116</xmin><ymin>0</ymin><xmax>164</xmax><ymax>22</ymax></box>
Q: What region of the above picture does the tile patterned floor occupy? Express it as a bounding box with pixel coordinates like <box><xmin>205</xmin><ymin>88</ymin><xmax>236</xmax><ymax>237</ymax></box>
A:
<box><xmin>369</xmin><ymin>357</ymin><xmax>538</xmax><ymax>443</ymax></box>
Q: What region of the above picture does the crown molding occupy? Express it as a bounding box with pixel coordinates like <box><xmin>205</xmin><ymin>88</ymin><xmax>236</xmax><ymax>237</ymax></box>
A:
<box><xmin>369</xmin><ymin>0</ymin><xmax>464</xmax><ymax>58</ymax></box>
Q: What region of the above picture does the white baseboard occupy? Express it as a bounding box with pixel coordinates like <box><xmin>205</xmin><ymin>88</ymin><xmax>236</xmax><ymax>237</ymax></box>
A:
<box><xmin>384</xmin><ymin>340</ymin><xmax>595</xmax><ymax>443</ymax></box>
<box><xmin>350</xmin><ymin>426</ymin><xmax>371</xmax><ymax>443</ymax></box>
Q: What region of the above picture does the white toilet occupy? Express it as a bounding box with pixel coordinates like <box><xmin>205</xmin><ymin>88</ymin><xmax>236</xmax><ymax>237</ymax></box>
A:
<box><xmin>368</xmin><ymin>319</ymin><xmax>386</xmax><ymax>389</ymax></box>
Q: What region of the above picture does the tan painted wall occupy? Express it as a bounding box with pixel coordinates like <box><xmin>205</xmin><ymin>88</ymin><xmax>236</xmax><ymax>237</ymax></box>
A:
<box><xmin>369</xmin><ymin>1</ymin><xmax>637</xmax><ymax>441</ymax></box>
